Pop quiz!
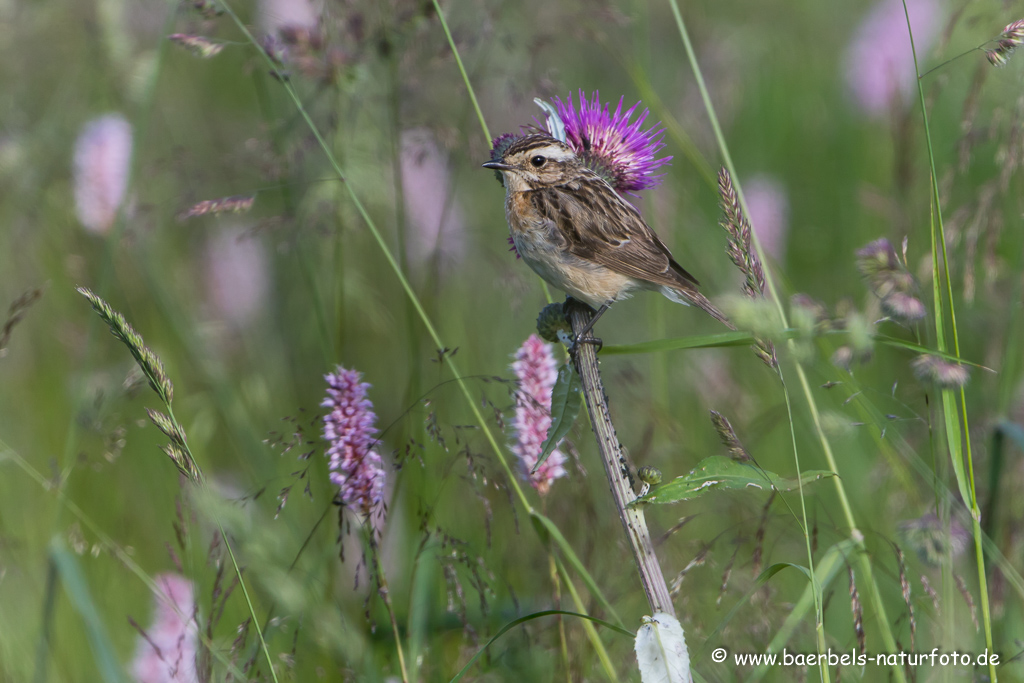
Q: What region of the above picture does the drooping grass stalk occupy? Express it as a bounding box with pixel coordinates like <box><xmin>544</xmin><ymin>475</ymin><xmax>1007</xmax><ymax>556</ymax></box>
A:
<box><xmin>666</xmin><ymin>2</ymin><xmax>906</xmax><ymax>681</ymax></box>
<box><xmin>60</xmin><ymin>0</ymin><xmax>177</xmax><ymax>464</ymax></box>
<box><xmin>903</xmin><ymin>3</ymin><xmax>996</xmax><ymax>679</ymax></box>
<box><xmin>76</xmin><ymin>289</ymin><xmax>280</xmax><ymax>683</ymax></box>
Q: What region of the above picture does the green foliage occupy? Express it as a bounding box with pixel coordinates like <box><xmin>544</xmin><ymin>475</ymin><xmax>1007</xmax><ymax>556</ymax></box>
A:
<box><xmin>632</xmin><ymin>456</ymin><xmax>834</xmax><ymax>506</ymax></box>
<box><xmin>2</xmin><ymin>0</ymin><xmax>1024</xmax><ymax>681</ymax></box>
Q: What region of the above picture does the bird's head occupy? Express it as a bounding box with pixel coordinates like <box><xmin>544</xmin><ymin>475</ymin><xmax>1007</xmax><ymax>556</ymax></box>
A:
<box><xmin>483</xmin><ymin>134</ymin><xmax>582</xmax><ymax>191</ymax></box>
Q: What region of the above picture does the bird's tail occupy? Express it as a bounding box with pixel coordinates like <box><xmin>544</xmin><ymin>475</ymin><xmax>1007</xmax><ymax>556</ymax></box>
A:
<box><xmin>661</xmin><ymin>286</ymin><xmax>736</xmax><ymax>330</ymax></box>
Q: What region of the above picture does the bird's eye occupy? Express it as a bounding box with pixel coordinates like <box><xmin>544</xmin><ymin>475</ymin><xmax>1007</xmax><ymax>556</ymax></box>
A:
<box><xmin>530</xmin><ymin>155</ymin><xmax>547</xmax><ymax>168</ymax></box>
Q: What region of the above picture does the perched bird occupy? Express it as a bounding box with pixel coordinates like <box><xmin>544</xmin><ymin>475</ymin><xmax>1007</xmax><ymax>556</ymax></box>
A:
<box><xmin>483</xmin><ymin>133</ymin><xmax>731</xmax><ymax>343</ymax></box>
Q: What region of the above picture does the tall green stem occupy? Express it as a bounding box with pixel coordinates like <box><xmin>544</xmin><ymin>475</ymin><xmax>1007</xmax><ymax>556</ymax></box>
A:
<box><xmin>904</xmin><ymin>2</ymin><xmax>996</xmax><ymax>679</ymax></box>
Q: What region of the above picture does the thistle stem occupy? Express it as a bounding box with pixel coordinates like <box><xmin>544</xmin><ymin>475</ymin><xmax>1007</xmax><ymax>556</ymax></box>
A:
<box><xmin>566</xmin><ymin>300</ymin><xmax>674</xmax><ymax>616</ymax></box>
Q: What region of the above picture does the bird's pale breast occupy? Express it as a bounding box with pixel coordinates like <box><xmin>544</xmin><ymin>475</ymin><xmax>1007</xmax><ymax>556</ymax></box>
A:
<box><xmin>505</xmin><ymin>191</ymin><xmax>639</xmax><ymax>308</ymax></box>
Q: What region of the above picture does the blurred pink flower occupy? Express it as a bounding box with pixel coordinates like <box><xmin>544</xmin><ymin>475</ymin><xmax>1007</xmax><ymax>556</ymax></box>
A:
<box><xmin>204</xmin><ymin>225</ymin><xmax>269</xmax><ymax>328</ymax></box>
<box><xmin>322</xmin><ymin>366</ymin><xmax>386</xmax><ymax>515</ymax></box>
<box><xmin>73</xmin><ymin>114</ymin><xmax>132</xmax><ymax>235</ymax></box>
<box><xmin>844</xmin><ymin>0</ymin><xmax>944</xmax><ymax>117</ymax></box>
<box><xmin>510</xmin><ymin>335</ymin><xmax>567</xmax><ymax>495</ymax></box>
<box><xmin>744</xmin><ymin>175</ymin><xmax>789</xmax><ymax>262</ymax></box>
<box><xmin>131</xmin><ymin>573</ymin><xmax>198</xmax><ymax>683</ymax></box>
<box><xmin>259</xmin><ymin>0</ymin><xmax>320</xmax><ymax>33</ymax></box>
<box><xmin>400</xmin><ymin>128</ymin><xmax>466</xmax><ymax>267</ymax></box>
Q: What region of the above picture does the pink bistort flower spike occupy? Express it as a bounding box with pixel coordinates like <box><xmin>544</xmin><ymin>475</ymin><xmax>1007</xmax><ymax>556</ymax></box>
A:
<box><xmin>510</xmin><ymin>334</ymin><xmax>567</xmax><ymax>495</ymax></box>
<box><xmin>322</xmin><ymin>366</ymin><xmax>386</xmax><ymax>516</ymax></box>
<box><xmin>131</xmin><ymin>573</ymin><xmax>199</xmax><ymax>683</ymax></box>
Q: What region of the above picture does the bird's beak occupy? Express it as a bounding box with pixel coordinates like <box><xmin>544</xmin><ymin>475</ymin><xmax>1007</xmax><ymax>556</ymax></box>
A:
<box><xmin>482</xmin><ymin>161</ymin><xmax>512</xmax><ymax>171</ymax></box>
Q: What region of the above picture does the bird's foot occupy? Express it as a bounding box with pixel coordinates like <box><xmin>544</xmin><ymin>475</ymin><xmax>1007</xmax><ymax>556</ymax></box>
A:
<box><xmin>568</xmin><ymin>333</ymin><xmax>603</xmax><ymax>359</ymax></box>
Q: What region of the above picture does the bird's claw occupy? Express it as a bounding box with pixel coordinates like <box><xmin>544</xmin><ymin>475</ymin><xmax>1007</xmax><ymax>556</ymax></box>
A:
<box><xmin>568</xmin><ymin>334</ymin><xmax>603</xmax><ymax>359</ymax></box>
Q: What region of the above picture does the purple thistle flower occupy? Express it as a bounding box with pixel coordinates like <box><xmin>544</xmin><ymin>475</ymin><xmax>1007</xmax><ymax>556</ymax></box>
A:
<box><xmin>550</xmin><ymin>90</ymin><xmax>671</xmax><ymax>194</ymax></box>
<box><xmin>130</xmin><ymin>573</ymin><xmax>198</xmax><ymax>683</ymax></box>
<box><xmin>506</xmin><ymin>235</ymin><xmax>521</xmax><ymax>258</ymax></box>
<box><xmin>489</xmin><ymin>132</ymin><xmax>520</xmax><ymax>163</ymax></box>
<box><xmin>321</xmin><ymin>366</ymin><xmax>386</xmax><ymax>516</ymax></box>
<box><xmin>510</xmin><ymin>335</ymin><xmax>567</xmax><ymax>495</ymax></box>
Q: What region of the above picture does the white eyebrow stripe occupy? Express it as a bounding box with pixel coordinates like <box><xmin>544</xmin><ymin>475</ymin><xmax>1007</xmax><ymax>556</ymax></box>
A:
<box><xmin>531</xmin><ymin>145</ymin><xmax>575</xmax><ymax>162</ymax></box>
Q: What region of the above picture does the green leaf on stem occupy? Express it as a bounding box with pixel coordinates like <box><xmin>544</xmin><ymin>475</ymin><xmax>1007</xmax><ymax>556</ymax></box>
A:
<box><xmin>603</xmin><ymin>330</ymin><xmax>754</xmax><ymax>355</ymax></box>
<box><xmin>631</xmin><ymin>456</ymin><xmax>834</xmax><ymax>505</ymax></box>
<box><xmin>533</xmin><ymin>362</ymin><xmax>581</xmax><ymax>474</ymax></box>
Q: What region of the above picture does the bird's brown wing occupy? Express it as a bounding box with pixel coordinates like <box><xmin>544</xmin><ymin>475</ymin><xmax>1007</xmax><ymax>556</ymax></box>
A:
<box><xmin>531</xmin><ymin>181</ymin><xmax>701</xmax><ymax>291</ymax></box>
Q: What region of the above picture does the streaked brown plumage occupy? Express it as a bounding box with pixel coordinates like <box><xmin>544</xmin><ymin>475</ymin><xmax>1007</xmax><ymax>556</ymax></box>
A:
<box><xmin>483</xmin><ymin>133</ymin><xmax>731</xmax><ymax>330</ymax></box>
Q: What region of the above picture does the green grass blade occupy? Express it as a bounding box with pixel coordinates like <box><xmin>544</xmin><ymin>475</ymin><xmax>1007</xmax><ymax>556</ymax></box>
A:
<box><xmin>554</xmin><ymin>557</ymin><xmax>621</xmax><ymax>682</ymax></box>
<box><xmin>603</xmin><ymin>331</ymin><xmax>755</xmax><ymax>355</ymax></box>
<box><xmin>431</xmin><ymin>0</ymin><xmax>490</xmax><ymax>143</ymax></box>
<box><xmin>50</xmin><ymin>539</ymin><xmax>127</xmax><ymax>683</ymax></box>
<box><xmin>873</xmin><ymin>334</ymin><xmax>989</xmax><ymax>369</ymax></box>
<box><xmin>904</xmin><ymin>1</ymin><xmax>996</xmax><ymax>674</ymax></box>
<box><xmin>531</xmin><ymin>512</ymin><xmax>624</xmax><ymax>628</ymax></box>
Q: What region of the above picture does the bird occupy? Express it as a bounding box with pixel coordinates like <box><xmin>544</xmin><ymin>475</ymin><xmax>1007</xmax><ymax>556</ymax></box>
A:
<box><xmin>482</xmin><ymin>133</ymin><xmax>731</xmax><ymax>346</ymax></box>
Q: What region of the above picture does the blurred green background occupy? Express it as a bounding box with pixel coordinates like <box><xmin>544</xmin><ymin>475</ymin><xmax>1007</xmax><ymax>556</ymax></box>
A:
<box><xmin>1</xmin><ymin>0</ymin><xmax>1023</xmax><ymax>680</ymax></box>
